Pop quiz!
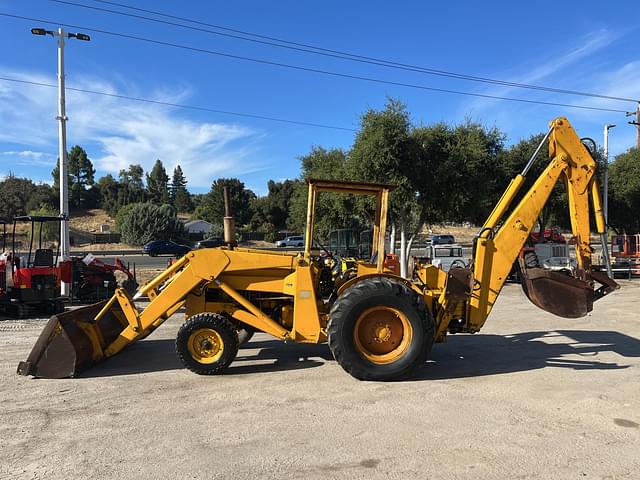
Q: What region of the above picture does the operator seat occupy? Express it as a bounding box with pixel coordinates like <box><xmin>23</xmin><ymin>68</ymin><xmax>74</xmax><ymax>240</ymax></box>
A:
<box><xmin>33</xmin><ymin>248</ymin><xmax>54</xmax><ymax>268</ymax></box>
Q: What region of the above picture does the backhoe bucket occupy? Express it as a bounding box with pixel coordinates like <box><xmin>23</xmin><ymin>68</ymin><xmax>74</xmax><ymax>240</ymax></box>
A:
<box><xmin>17</xmin><ymin>300</ymin><xmax>128</xmax><ymax>378</ymax></box>
<box><xmin>518</xmin><ymin>264</ymin><xmax>593</xmax><ymax>318</ymax></box>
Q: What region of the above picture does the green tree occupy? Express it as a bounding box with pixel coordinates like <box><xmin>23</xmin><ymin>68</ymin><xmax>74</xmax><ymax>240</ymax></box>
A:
<box><xmin>349</xmin><ymin>99</ymin><xmax>420</xmax><ymax>276</ymax></box>
<box><xmin>26</xmin><ymin>183</ymin><xmax>56</xmax><ymax>213</ymax></box>
<box><xmin>286</xmin><ymin>147</ymin><xmax>359</xmax><ymax>238</ymax></box>
<box><xmin>115</xmin><ymin>202</ymin><xmax>140</xmax><ymax>232</ymax></box>
<box><xmin>497</xmin><ymin>133</ymin><xmax>566</xmax><ymax>232</ymax></box>
<box><xmin>608</xmin><ymin>147</ymin><xmax>640</xmax><ymax>233</ymax></box>
<box><xmin>0</xmin><ymin>175</ymin><xmax>41</xmax><ymax>219</ymax></box>
<box><xmin>97</xmin><ymin>174</ymin><xmax>120</xmax><ymax>215</ymax></box>
<box><xmin>445</xmin><ymin>121</ymin><xmax>505</xmax><ymax>224</ymax></box>
<box><xmin>412</xmin><ymin>120</ymin><xmax>506</xmax><ymax>226</ymax></box>
<box><xmin>52</xmin><ymin>145</ymin><xmax>96</xmax><ymax>209</ymax></box>
<box><xmin>194</xmin><ymin>178</ymin><xmax>256</xmax><ymax>226</ymax></box>
<box><xmin>28</xmin><ymin>205</ymin><xmax>60</xmax><ymax>243</ymax></box>
<box><xmin>250</xmin><ymin>179</ymin><xmax>300</xmax><ymax>238</ymax></box>
<box><xmin>170</xmin><ymin>165</ymin><xmax>193</xmax><ymax>213</ymax></box>
<box><xmin>118</xmin><ymin>164</ymin><xmax>145</xmax><ymax>206</ymax></box>
<box><xmin>119</xmin><ymin>203</ymin><xmax>184</xmax><ymax>245</ymax></box>
<box><xmin>146</xmin><ymin>159</ymin><xmax>170</xmax><ymax>204</ymax></box>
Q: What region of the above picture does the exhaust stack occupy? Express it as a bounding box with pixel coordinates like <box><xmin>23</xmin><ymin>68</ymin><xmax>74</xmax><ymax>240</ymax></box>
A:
<box><xmin>223</xmin><ymin>186</ymin><xmax>236</xmax><ymax>247</ymax></box>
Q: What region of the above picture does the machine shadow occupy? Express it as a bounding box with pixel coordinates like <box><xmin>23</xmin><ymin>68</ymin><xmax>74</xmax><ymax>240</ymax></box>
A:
<box><xmin>83</xmin><ymin>330</ymin><xmax>640</xmax><ymax>380</ymax></box>
<box><xmin>227</xmin><ymin>341</ymin><xmax>333</xmax><ymax>375</ymax></box>
<box><xmin>84</xmin><ymin>338</ymin><xmax>333</xmax><ymax>378</ymax></box>
<box><xmin>410</xmin><ymin>329</ymin><xmax>640</xmax><ymax>381</ymax></box>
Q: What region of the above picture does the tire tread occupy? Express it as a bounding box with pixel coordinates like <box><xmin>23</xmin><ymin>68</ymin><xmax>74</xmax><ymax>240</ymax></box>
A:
<box><xmin>328</xmin><ymin>277</ymin><xmax>434</xmax><ymax>381</ymax></box>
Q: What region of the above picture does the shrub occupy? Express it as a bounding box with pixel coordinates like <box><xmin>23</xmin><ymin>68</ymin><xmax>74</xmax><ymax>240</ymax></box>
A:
<box><xmin>119</xmin><ymin>203</ymin><xmax>184</xmax><ymax>245</ymax></box>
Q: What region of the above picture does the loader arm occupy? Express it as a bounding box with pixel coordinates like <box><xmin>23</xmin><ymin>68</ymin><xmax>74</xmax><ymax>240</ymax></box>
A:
<box><xmin>17</xmin><ymin>247</ymin><xmax>297</xmax><ymax>378</ymax></box>
<box><xmin>464</xmin><ymin>117</ymin><xmax>617</xmax><ymax>331</ymax></box>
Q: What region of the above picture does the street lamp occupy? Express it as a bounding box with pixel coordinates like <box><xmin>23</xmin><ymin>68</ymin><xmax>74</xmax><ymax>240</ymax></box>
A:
<box><xmin>31</xmin><ymin>27</ymin><xmax>90</xmax><ymax>296</ymax></box>
<box><xmin>603</xmin><ymin>124</ymin><xmax>616</xmax><ymax>223</ymax></box>
<box><xmin>602</xmin><ymin>123</ymin><xmax>616</xmax><ymax>279</ymax></box>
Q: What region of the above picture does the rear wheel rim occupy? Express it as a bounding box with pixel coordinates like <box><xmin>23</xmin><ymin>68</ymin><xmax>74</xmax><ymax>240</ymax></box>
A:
<box><xmin>188</xmin><ymin>328</ymin><xmax>224</xmax><ymax>364</ymax></box>
<box><xmin>353</xmin><ymin>306</ymin><xmax>412</xmax><ymax>364</ymax></box>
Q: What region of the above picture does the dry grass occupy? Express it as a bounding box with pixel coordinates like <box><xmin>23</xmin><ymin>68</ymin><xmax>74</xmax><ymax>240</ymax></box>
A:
<box><xmin>69</xmin><ymin>209</ymin><xmax>115</xmax><ymax>232</ymax></box>
<box><xmin>135</xmin><ymin>267</ymin><xmax>168</xmax><ymax>285</ymax></box>
<box><xmin>420</xmin><ymin>224</ymin><xmax>478</xmax><ymax>244</ymax></box>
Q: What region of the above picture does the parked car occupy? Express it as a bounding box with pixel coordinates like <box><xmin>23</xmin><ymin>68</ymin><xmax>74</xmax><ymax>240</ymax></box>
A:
<box><xmin>275</xmin><ymin>235</ymin><xmax>304</xmax><ymax>247</ymax></box>
<box><xmin>143</xmin><ymin>240</ymin><xmax>191</xmax><ymax>257</ymax></box>
<box><xmin>429</xmin><ymin>234</ymin><xmax>455</xmax><ymax>245</ymax></box>
<box><xmin>194</xmin><ymin>237</ymin><xmax>224</xmax><ymax>249</ymax></box>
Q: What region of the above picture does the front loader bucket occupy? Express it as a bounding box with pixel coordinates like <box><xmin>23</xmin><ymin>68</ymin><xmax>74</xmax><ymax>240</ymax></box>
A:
<box><xmin>17</xmin><ymin>300</ymin><xmax>128</xmax><ymax>378</ymax></box>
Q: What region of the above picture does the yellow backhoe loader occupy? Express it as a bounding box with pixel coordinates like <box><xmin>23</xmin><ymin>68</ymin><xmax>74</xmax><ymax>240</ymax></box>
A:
<box><xmin>18</xmin><ymin>118</ymin><xmax>619</xmax><ymax>381</ymax></box>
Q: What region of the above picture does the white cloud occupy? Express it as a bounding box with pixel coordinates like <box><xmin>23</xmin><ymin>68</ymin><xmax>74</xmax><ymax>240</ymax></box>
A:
<box><xmin>1</xmin><ymin>150</ymin><xmax>56</xmax><ymax>166</ymax></box>
<box><xmin>447</xmin><ymin>29</ymin><xmax>640</xmax><ymax>157</ymax></box>
<box><xmin>0</xmin><ymin>68</ymin><xmax>268</xmax><ymax>188</ymax></box>
<box><xmin>461</xmin><ymin>30</ymin><xmax>618</xmax><ymax>120</ymax></box>
<box><xmin>564</xmin><ymin>60</ymin><xmax>640</xmax><ymax>156</ymax></box>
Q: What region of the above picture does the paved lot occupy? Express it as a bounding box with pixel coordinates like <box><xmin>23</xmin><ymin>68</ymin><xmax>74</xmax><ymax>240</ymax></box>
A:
<box><xmin>1</xmin><ymin>282</ymin><xmax>639</xmax><ymax>480</ymax></box>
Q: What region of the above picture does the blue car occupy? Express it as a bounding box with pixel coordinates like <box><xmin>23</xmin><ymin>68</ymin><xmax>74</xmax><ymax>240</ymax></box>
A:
<box><xmin>143</xmin><ymin>240</ymin><xmax>191</xmax><ymax>257</ymax></box>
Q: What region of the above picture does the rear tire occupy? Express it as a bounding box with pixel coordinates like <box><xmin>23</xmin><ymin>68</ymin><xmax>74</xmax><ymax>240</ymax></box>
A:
<box><xmin>176</xmin><ymin>313</ymin><xmax>239</xmax><ymax>375</ymax></box>
<box><xmin>328</xmin><ymin>277</ymin><xmax>434</xmax><ymax>381</ymax></box>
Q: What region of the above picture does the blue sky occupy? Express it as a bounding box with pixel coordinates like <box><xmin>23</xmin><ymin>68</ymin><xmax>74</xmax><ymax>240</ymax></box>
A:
<box><xmin>1</xmin><ymin>0</ymin><xmax>639</xmax><ymax>195</ymax></box>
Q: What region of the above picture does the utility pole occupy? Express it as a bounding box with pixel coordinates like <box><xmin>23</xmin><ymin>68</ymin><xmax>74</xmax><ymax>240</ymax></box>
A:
<box><xmin>626</xmin><ymin>102</ymin><xmax>640</xmax><ymax>149</ymax></box>
<box><xmin>31</xmin><ymin>27</ymin><xmax>90</xmax><ymax>296</ymax></box>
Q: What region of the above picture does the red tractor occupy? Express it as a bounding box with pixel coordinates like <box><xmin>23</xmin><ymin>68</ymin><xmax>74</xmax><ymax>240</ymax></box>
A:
<box><xmin>0</xmin><ymin>218</ymin><xmax>9</xmax><ymax>306</ymax></box>
<box><xmin>70</xmin><ymin>253</ymin><xmax>137</xmax><ymax>303</ymax></box>
<box><xmin>611</xmin><ymin>234</ymin><xmax>640</xmax><ymax>276</ymax></box>
<box><xmin>529</xmin><ymin>228</ymin><xmax>565</xmax><ymax>243</ymax></box>
<box><xmin>0</xmin><ymin>215</ymin><xmax>68</xmax><ymax>318</ymax></box>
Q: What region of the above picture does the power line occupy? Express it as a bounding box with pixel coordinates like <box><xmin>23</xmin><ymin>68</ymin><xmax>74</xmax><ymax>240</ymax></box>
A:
<box><xmin>0</xmin><ymin>75</ymin><xmax>357</xmax><ymax>131</ymax></box>
<box><xmin>3</xmin><ymin>12</ymin><xmax>630</xmax><ymax>114</ymax></box>
<box><xmin>45</xmin><ymin>0</ymin><xmax>638</xmax><ymax>104</ymax></box>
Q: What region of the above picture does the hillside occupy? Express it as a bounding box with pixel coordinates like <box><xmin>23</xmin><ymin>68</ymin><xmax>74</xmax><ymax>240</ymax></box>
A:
<box><xmin>69</xmin><ymin>209</ymin><xmax>116</xmax><ymax>232</ymax></box>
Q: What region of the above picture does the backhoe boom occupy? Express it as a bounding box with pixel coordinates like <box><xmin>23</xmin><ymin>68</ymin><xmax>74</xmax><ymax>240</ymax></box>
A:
<box><xmin>467</xmin><ymin>117</ymin><xmax>617</xmax><ymax>330</ymax></box>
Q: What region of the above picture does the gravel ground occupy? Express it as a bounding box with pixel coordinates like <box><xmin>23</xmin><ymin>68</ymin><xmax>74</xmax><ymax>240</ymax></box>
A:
<box><xmin>1</xmin><ymin>282</ymin><xmax>639</xmax><ymax>480</ymax></box>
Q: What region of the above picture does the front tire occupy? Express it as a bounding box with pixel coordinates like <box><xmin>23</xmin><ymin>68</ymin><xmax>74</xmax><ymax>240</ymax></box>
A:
<box><xmin>328</xmin><ymin>277</ymin><xmax>434</xmax><ymax>381</ymax></box>
<box><xmin>176</xmin><ymin>313</ymin><xmax>239</xmax><ymax>375</ymax></box>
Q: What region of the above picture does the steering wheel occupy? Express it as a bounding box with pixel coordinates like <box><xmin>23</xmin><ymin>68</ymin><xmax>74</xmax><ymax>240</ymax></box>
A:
<box><xmin>313</xmin><ymin>236</ymin><xmax>334</xmax><ymax>259</ymax></box>
<box><xmin>450</xmin><ymin>259</ymin><xmax>467</xmax><ymax>269</ymax></box>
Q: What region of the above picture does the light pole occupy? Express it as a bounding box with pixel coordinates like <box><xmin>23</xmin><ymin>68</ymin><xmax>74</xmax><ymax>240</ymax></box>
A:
<box><xmin>603</xmin><ymin>124</ymin><xmax>616</xmax><ymax>223</ymax></box>
<box><xmin>31</xmin><ymin>27</ymin><xmax>90</xmax><ymax>296</ymax></box>
<box><xmin>602</xmin><ymin>123</ymin><xmax>616</xmax><ymax>279</ymax></box>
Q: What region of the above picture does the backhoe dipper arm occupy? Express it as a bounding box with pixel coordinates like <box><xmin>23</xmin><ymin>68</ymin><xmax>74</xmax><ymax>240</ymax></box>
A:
<box><xmin>466</xmin><ymin>117</ymin><xmax>616</xmax><ymax>331</ymax></box>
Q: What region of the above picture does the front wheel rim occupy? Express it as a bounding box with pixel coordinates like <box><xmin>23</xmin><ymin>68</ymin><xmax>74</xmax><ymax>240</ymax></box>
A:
<box><xmin>187</xmin><ymin>328</ymin><xmax>224</xmax><ymax>364</ymax></box>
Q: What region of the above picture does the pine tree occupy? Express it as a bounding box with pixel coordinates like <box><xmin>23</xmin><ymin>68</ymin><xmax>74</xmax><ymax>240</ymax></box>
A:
<box><xmin>170</xmin><ymin>165</ymin><xmax>193</xmax><ymax>213</ymax></box>
<box><xmin>97</xmin><ymin>174</ymin><xmax>120</xmax><ymax>215</ymax></box>
<box><xmin>118</xmin><ymin>164</ymin><xmax>145</xmax><ymax>206</ymax></box>
<box><xmin>51</xmin><ymin>145</ymin><xmax>96</xmax><ymax>209</ymax></box>
<box><xmin>146</xmin><ymin>159</ymin><xmax>170</xmax><ymax>204</ymax></box>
